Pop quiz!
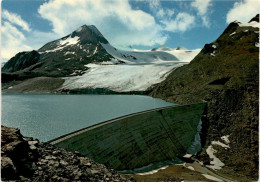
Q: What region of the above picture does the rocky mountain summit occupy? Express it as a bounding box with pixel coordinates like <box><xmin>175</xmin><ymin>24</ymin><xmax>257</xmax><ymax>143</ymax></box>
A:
<box><xmin>2</xmin><ymin>25</ymin><xmax>113</xmax><ymax>82</ymax></box>
<box><xmin>151</xmin><ymin>14</ymin><xmax>259</xmax><ymax>181</ymax></box>
<box><xmin>1</xmin><ymin>125</ymin><xmax>136</xmax><ymax>182</ymax></box>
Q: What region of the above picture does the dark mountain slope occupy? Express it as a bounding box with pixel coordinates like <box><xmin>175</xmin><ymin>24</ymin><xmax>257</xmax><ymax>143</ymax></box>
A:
<box><xmin>2</xmin><ymin>25</ymin><xmax>113</xmax><ymax>82</ymax></box>
<box><xmin>150</xmin><ymin>14</ymin><xmax>259</xmax><ymax>181</ymax></box>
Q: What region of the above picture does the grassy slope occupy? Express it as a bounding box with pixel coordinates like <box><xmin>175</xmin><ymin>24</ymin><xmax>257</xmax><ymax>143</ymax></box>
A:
<box><xmin>150</xmin><ymin>20</ymin><xmax>259</xmax><ymax>180</ymax></box>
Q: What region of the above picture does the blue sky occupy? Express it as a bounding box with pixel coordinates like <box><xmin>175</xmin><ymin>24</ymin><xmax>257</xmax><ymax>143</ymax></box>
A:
<box><xmin>1</xmin><ymin>0</ymin><xmax>260</xmax><ymax>61</ymax></box>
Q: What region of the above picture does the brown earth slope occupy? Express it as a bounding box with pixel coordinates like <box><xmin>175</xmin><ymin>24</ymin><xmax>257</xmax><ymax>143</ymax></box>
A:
<box><xmin>150</xmin><ymin>14</ymin><xmax>259</xmax><ymax>181</ymax></box>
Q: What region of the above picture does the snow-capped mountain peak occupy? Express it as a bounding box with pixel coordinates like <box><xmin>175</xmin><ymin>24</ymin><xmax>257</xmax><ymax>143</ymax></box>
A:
<box><xmin>151</xmin><ymin>45</ymin><xmax>173</xmax><ymax>51</ymax></box>
<box><xmin>175</xmin><ymin>46</ymin><xmax>187</xmax><ymax>50</ymax></box>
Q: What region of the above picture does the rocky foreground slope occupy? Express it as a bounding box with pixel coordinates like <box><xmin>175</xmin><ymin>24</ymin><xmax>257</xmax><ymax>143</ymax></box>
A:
<box><xmin>151</xmin><ymin>14</ymin><xmax>259</xmax><ymax>181</ymax></box>
<box><xmin>1</xmin><ymin>125</ymin><xmax>137</xmax><ymax>181</ymax></box>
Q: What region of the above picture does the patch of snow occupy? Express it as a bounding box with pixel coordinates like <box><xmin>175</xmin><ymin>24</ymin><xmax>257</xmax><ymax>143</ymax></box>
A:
<box><xmin>212</xmin><ymin>141</ymin><xmax>230</xmax><ymax>149</ymax></box>
<box><xmin>229</xmin><ymin>32</ymin><xmax>236</xmax><ymax>36</ymax></box>
<box><xmin>212</xmin><ymin>45</ymin><xmax>217</xmax><ymax>49</ymax></box>
<box><xmin>186</xmin><ymin>166</ymin><xmax>195</xmax><ymax>171</ymax></box>
<box><xmin>65</xmin><ymin>52</ymin><xmax>75</xmax><ymax>55</ymax></box>
<box><xmin>135</xmin><ymin>165</ymin><xmax>168</xmax><ymax>175</ymax></box>
<box><xmin>202</xmin><ymin>174</ymin><xmax>223</xmax><ymax>182</ymax></box>
<box><xmin>93</xmin><ymin>46</ymin><xmax>98</xmax><ymax>55</ymax></box>
<box><xmin>244</xmin><ymin>30</ymin><xmax>248</xmax><ymax>32</ymax></box>
<box><xmin>57</xmin><ymin>68</ymin><xmax>61</xmax><ymax>71</ymax></box>
<box><xmin>60</xmin><ymin>36</ymin><xmax>80</xmax><ymax>46</ymax></box>
<box><xmin>221</xmin><ymin>135</ymin><xmax>230</xmax><ymax>144</ymax></box>
<box><xmin>210</xmin><ymin>53</ymin><xmax>215</xmax><ymax>57</ymax></box>
<box><xmin>77</xmin><ymin>44</ymin><xmax>83</xmax><ymax>49</ymax></box>
<box><xmin>256</xmin><ymin>42</ymin><xmax>259</xmax><ymax>47</ymax></box>
<box><xmin>240</xmin><ymin>21</ymin><xmax>260</xmax><ymax>28</ymax></box>
<box><xmin>100</xmin><ymin>62</ymin><xmax>114</xmax><ymax>65</ymax></box>
<box><xmin>206</xmin><ymin>145</ymin><xmax>225</xmax><ymax>170</ymax></box>
<box><xmin>183</xmin><ymin>154</ymin><xmax>193</xmax><ymax>158</ymax></box>
<box><xmin>8</xmin><ymin>86</ymin><xmax>13</xmax><ymax>89</ymax></box>
<box><xmin>43</xmin><ymin>36</ymin><xmax>79</xmax><ymax>53</ymax></box>
<box><xmin>65</xmin><ymin>58</ymin><xmax>71</xmax><ymax>60</ymax></box>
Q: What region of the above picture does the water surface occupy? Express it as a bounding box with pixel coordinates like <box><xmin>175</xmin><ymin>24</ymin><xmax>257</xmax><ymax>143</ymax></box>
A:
<box><xmin>2</xmin><ymin>94</ymin><xmax>174</xmax><ymax>142</ymax></box>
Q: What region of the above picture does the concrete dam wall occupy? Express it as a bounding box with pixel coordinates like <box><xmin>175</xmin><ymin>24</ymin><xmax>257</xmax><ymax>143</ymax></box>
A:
<box><xmin>50</xmin><ymin>103</ymin><xmax>206</xmax><ymax>171</ymax></box>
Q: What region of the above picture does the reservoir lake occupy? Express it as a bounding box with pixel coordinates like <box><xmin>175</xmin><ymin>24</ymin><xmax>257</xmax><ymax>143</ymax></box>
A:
<box><xmin>1</xmin><ymin>94</ymin><xmax>175</xmax><ymax>142</ymax></box>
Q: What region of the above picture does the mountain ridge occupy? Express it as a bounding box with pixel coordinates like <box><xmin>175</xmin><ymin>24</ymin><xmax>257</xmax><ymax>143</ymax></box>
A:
<box><xmin>150</xmin><ymin>14</ymin><xmax>259</xmax><ymax>181</ymax></box>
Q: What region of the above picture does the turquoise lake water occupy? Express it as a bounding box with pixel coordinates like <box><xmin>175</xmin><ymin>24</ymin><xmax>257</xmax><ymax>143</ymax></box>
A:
<box><xmin>1</xmin><ymin>94</ymin><xmax>174</xmax><ymax>142</ymax></box>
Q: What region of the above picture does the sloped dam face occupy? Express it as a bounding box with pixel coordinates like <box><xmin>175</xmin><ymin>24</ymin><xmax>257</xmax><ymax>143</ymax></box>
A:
<box><xmin>50</xmin><ymin>103</ymin><xmax>206</xmax><ymax>171</ymax></box>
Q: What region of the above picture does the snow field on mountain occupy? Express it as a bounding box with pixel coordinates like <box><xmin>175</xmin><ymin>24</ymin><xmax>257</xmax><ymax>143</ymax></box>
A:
<box><xmin>62</xmin><ymin>43</ymin><xmax>201</xmax><ymax>92</ymax></box>
<box><xmin>62</xmin><ymin>62</ymin><xmax>184</xmax><ymax>92</ymax></box>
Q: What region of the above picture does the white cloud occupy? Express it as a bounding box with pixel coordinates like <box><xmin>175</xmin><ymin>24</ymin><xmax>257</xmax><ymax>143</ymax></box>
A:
<box><xmin>1</xmin><ymin>21</ymin><xmax>32</xmax><ymax>62</ymax></box>
<box><xmin>1</xmin><ymin>10</ymin><xmax>33</xmax><ymax>62</ymax></box>
<box><xmin>191</xmin><ymin>0</ymin><xmax>212</xmax><ymax>27</ymax></box>
<box><xmin>161</xmin><ymin>12</ymin><xmax>195</xmax><ymax>32</ymax></box>
<box><xmin>226</xmin><ymin>0</ymin><xmax>260</xmax><ymax>23</ymax></box>
<box><xmin>2</xmin><ymin>10</ymin><xmax>31</xmax><ymax>32</ymax></box>
<box><xmin>148</xmin><ymin>0</ymin><xmax>174</xmax><ymax>18</ymax></box>
<box><xmin>1</xmin><ymin>10</ymin><xmax>60</xmax><ymax>62</ymax></box>
<box><xmin>166</xmin><ymin>9</ymin><xmax>175</xmax><ymax>17</ymax></box>
<box><xmin>38</xmin><ymin>0</ymin><xmax>167</xmax><ymax>48</ymax></box>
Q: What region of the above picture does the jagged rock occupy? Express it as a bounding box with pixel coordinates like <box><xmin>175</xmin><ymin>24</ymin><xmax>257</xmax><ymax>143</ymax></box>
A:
<box><xmin>1</xmin><ymin>156</ymin><xmax>17</xmax><ymax>179</ymax></box>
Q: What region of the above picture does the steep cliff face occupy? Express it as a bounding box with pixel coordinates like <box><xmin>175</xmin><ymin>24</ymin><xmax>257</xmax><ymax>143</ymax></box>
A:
<box><xmin>150</xmin><ymin>14</ymin><xmax>259</xmax><ymax>180</ymax></box>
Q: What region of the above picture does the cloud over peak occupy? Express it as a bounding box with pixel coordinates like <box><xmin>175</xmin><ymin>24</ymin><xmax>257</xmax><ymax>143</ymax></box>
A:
<box><xmin>226</xmin><ymin>0</ymin><xmax>260</xmax><ymax>23</ymax></box>
<box><xmin>38</xmin><ymin>0</ymin><xmax>167</xmax><ymax>48</ymax></box>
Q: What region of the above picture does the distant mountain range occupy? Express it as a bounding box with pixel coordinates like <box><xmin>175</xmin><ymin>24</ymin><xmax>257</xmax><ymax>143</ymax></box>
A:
<box><xmin>2</xmin><ymin>25</ymin><xmax>200</xmax><ymax>93</ymax></box>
